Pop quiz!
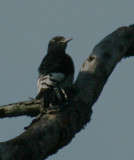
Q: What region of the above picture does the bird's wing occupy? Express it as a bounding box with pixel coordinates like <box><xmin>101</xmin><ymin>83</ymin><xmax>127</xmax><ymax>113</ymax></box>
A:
<box><xmin>37</xmin><ymin>73</ymin><xmax>65</xmax><ymax>93</ymax></box>
<box><xmin>38</xmin><ymin>53</ymin><xmax>74</xmax><ymax>76</ymax></box>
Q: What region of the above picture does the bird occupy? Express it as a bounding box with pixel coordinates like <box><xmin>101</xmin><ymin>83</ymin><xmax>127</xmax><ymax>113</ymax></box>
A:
<box><xmin>24</xmin><ymin>36</ymin><xmax>74</xmax><ymax>130</ymax></box>
<box><xmin>36</xmin><ymin>36</ymin><xmax>75</xmax><ymax>109</ymax></box>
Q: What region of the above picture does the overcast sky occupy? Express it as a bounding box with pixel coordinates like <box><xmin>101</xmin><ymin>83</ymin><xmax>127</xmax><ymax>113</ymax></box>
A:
<box><xmin>0</xmin><ymin>0</ymin><xmax>134</xmax><ymax>160</ymax></box>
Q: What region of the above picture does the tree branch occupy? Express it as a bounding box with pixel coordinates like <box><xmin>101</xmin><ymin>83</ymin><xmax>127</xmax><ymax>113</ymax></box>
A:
<box><xmin>0</xmin><ymin>100</ymin><xmax>41</xmax><ymax>118</ymax></box>
<box><xmin>0</xmin><ymin>25</ymin><xmax>134</xmax><ymax>160</ymax></box>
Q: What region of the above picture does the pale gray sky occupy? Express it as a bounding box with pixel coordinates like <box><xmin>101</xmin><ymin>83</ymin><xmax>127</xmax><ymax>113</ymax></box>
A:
<box><xmin>0</xmin><ymin>0</ymin><xmax>134</xmax><ymax>160</ymax></box>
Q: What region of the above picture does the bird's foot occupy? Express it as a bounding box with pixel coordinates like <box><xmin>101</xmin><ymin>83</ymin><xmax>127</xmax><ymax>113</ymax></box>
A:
<box><xmin>60</xmin><ymin>88</ymin><xmax>68</xmax><ymax>100</ymax></box>
<box><xmin>37</xmin><ymin>87</ymin><xmax>68</xmax><ymax>111</ymax></box>
<box><xmin>54</xmin><ymin>87</ymin><xmax>68</xmax><ymax>104</ymax></box>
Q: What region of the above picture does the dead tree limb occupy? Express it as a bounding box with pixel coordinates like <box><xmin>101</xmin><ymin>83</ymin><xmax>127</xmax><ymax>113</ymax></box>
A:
<box><xmin>0</xmin><ymin>100</ymin><xmax>40</xmax><ymax>118</ymax></box>
<box><xmin>0</xmin><ymin>25</ymin><xmax>134</xmax><ymax>160</ymax></box>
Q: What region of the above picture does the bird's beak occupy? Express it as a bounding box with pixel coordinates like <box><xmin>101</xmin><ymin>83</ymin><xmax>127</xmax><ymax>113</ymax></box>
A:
<box><xmin>64</xmin><ymin>38</ymin><xmax>73</xmax><ymax>43</ymax></box>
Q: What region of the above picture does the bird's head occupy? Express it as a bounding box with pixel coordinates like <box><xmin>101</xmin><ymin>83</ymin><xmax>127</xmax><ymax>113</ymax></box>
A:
<box><xmin>47</xmin><ymin>36</ymin><xmax>73</xmax><ymax>53</ymax></box>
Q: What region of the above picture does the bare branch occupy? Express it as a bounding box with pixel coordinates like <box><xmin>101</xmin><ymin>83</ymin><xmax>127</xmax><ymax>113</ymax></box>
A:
<box><xmin>0</xmin><ymin>100</ymin><xmax>41</xmax><ymax>118</ymax></box>
<box><xmin>0</xmin><ymin>25</ymin><xmax>134</xmax><ymax>160</ymax></box>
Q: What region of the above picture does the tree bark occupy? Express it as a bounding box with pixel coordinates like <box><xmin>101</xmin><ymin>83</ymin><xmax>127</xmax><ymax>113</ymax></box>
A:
<box><xmin>0</xmin><ymin>100</ymin><xmax>41</xmax><ymax>118</ymax></box>
<box><xmin>0</xmin><ymin>25</ymin><xmax>134</xmax><ymax>160</ymax></box>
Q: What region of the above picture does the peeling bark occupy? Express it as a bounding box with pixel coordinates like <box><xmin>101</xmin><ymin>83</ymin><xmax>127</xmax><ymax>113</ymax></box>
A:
<box><xmin>0</xmin><ymin>25</ymin><xmax>134</xmax><ymax>160</ymax></box>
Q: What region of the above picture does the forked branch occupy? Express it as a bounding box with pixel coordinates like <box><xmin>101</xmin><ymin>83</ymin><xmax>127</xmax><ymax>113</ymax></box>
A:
<box><xmin>0</xmin><ymin>25</ymin><xmax>134</xmax><ymax>160</ymax></box>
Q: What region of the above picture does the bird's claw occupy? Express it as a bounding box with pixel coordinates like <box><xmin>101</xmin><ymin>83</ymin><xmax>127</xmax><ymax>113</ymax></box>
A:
<box><xmin>54</xmin><ymin>87</ymin><xmax>68</xmax><ymax>103</ymax></box>
<box><xmin>61</xmin><ymin>88</ymin><xmax>68</xmax><ymax>100</ymax></box>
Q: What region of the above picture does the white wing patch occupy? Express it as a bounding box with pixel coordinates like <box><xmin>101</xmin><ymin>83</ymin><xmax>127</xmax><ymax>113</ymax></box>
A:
<box><xmin>37</xmin><ymin>73</ymin><xmax>65</xmax><ymax>93</ymax></box>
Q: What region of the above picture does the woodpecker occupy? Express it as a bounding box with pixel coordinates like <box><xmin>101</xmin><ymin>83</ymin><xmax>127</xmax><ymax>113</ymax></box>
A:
<box><xmin>36</xmin><ymin>36</ymin><xmax>75</xmax><ymax>108</ymax></box>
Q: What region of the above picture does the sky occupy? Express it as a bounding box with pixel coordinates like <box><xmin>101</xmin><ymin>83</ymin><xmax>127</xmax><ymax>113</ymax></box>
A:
<box><xmin>0</xmin><ymin>0</ymin><xmax>134</xmax><ymax>160</ymax></box>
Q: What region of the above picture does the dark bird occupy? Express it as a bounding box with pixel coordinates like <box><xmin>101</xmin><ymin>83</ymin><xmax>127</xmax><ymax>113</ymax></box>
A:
<box><xmin>36</xmin><ymin>36</ymin><xmax>75</xmax><ymax>108</ymax></box>
<box><xmin>24</xmin><ymin>36</ymin><xmax>74</xmax><ymax>130</ymax></box>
